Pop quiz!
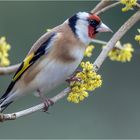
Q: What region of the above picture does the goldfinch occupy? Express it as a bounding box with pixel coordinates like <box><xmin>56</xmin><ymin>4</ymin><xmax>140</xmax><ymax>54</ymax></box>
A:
<box><xmin>0</xmin><ymin>12</ymin><xmax>112</xmax><ymax>112</ymax></box>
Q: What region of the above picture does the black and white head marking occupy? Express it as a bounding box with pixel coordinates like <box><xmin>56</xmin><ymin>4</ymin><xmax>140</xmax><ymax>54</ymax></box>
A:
<box><xmin>68</xmin><ymin>12</ymin><xmax>91</xmax><ymax>45</ymax></box>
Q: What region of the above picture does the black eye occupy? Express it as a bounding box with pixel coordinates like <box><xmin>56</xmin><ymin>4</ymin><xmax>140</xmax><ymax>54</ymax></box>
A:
<box><xmin>89</xmin><ymin>19</ymin><xmax>99</xmax><ymax>27</ymax></box>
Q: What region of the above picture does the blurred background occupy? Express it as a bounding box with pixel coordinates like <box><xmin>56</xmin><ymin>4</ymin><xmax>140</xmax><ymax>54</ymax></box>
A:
<box><xmin>0</xmin><ymin>1</ymin><xmax>140</xmax><ymax>139</ymax></box>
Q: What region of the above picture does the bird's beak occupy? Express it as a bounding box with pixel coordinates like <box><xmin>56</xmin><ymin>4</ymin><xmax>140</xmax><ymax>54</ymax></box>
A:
<box><xmin>96</xmin><ymin>22</ymin><xmax>113</xmax><ymax>33</ymax></box>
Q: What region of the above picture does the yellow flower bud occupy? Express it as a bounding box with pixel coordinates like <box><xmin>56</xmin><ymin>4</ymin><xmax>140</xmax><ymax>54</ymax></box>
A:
<box><xmin>0</xmin><ymin>36</ymin><xmax>11</xmax><ymax>67</ymax></box>
<box><xmin>120</xmin><ymin>0</ymin><xmax>137</xmax><ymax>12</ymax></box>
<box><xmin>106</xmin><ymin>42</ymin><xmax>134</xmax><ymax>62</ymax></box>
<box><xmin>67</xmin><ymin>61</ymin><xmax>102</xmax><ymax>103</ymax></box>
<box><xmin>84</xmin><ymin>45</ymin><xmax>95</xmax><ymax>57</ymax></box>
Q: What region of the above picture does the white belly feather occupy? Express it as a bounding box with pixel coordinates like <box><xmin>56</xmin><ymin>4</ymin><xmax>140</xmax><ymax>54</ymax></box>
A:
<box><xmin>32</xmin><ymin>46</ymin><xmax>85</xmax><ymax>95</ymax></box>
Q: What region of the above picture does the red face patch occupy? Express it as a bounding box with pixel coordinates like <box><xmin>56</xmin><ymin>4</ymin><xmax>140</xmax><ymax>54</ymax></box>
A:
<box><xmin>88</xmin><ymin>25</ymin><xmax>95</xmax><ymax>39</ymax></box>
<box><xmin>88</xmin><ymin>14</ymin><xmax>101</xmax><ymax>38</ymax></box>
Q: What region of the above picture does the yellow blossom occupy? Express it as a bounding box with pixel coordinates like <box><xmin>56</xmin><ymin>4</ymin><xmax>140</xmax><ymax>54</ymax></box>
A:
<box><xmin>120</xmin><ymin>0</ymin><xmax>137</xmax><ymax>12</ymax></box>
<box><xmin>135</xmin><ymin>35</ymin><xmax>140</xmax><ymax>43</ymax></box>
<box><xmin>0</xmin><ymin>36</ymin><xmax>11</xmax><ymax>67</ymax></box>
<box><xmin>84</xmin><ymin>45</ymin><xmax>95</xmax><ymax>57</ymax></box>
<box><xmin>67</xmin><ymin>61</ymin><xmax>102</xmax><ymax>103</ymax></box>
<box><xmin>135</xmin><ymin>29</ymin><xmax>140</xmax><ymax>44</ymax></box>
<box><xmin>107</xmin><ymin>42</ymin><xmax>134</xmax><ymax>62</ymax></box>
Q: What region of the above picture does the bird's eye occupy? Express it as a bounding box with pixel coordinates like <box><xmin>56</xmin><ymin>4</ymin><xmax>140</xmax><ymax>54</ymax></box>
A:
<box><xmin>89</xmin><ymin>19</ymin><xmax>98</xmax><ymax>27</ymax></box>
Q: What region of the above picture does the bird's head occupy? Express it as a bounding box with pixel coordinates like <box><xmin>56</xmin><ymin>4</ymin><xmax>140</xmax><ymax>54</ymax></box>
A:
<box><xmin>68</xmin><ymin>12</ymin><xmax>112</xmax><ymax>45</ymax></box>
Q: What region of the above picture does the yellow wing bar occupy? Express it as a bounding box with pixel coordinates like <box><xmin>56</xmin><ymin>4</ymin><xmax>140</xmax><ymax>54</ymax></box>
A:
<box><xmin>12</xmin><ymin>53</ymin><xmax>34</xmax><ymax>81</ymax></box>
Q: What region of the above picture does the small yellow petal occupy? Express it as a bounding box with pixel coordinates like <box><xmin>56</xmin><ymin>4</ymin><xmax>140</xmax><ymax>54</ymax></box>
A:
<box><xmin>120</xmin><ymin>0</ymin><xmax>137</xmax><ymax>12</ymax></box>
<box><xmin>84</xmin><ymin>45</ymin><xmax>95</xmax><ymax>57</ymax></box>
<box><xmin>107</xmin><ymin>42</ymin><xmax>134</xmax><ymax>63</ymax></box>
<box><xmin>0</xmin><ymin>36</ymin><xmax>11</xmax><ymax>67</ymax></box>
<box><xmin>67</xmin><ymin>61</ymin><xmax>102</xmax><ymax>103</ymax></box>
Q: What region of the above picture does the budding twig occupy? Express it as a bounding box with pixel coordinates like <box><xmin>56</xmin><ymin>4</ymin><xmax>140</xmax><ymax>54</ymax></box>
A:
<box><xmin>94</xmin><ymin>10</ymin><xmax>140</xmax><ymax>70</ymax></box>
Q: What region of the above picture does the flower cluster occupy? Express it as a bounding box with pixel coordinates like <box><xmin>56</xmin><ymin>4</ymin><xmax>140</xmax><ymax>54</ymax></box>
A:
<box><xmin>67</xmin><ymin>61</ymin><xmax>102</xmax><ymax>103</ymax></box>
<box><xmin>120</xmin><ymin>0</ymin><xmax>137</xmax><ymax>12</ymax></box>
<box><xmin>0</xmin><ymin>36</ymin><xmax>11</xmax><ymax>67</ymax></box>
<box><xmin>107</xmin><ymin>41</ymin><xmax>134</xmax><ymax>62</ymax></box>
<box><xmin>135</xmin><ymin>29</ymin><xmax>140</xmax><ymax>44</ymax></box>
<box><xmin>84</xmin><ymin>45</ymin><xmax>95</xmax><ymax>57</ymax></box>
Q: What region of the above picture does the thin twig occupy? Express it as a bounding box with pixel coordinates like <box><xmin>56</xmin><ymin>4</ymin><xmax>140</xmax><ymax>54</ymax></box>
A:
<box><xmin>136</xmin><ymin>3</ymin><xmax>140</xmax><ymax>9</ymax></box>
<box><xmin>0</xmin><ymin>64</ymin><xmax>20</xmax><ymax>75</ymax></box>
<box><xmin>95</xmin><ymin>1</ymin><xmax>120</xmax><ymax>15</ymax></box>
<box><xmin>0</xmin><ymin>10</ymin><xmax>140</xmax><ymax>122</ymax></box>
<box><xmin>91</xmin><ymin>0</ymin><xmax>112</xmax><ymax>14</ymax></box>
<box><xmin>92</xmin><ymin>39</ymin><xmax>107</xmax><ymax>45</ymax></box>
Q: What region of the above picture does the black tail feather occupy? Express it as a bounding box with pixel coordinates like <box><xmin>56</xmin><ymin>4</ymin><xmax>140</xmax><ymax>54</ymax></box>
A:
<box><xmin>0</xmin><ymin>98</ymin><xmax>5</xmax><ymax>104</ymax></box>
<box><xmin>0</xmin><ymin>101</ymin><xmax>13</xmax><ymax>113</ymax></box>
<box><xmin>0</xmin><ymin>96</ymin><xmax>13</xmax><ymax>113</ymax></box>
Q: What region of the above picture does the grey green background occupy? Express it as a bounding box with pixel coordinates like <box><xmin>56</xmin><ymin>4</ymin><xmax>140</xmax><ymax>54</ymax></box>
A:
<box><xmin>0</xmin><ymin>1</ymin><xmax>140</xmax><ymax>139</ymax></box>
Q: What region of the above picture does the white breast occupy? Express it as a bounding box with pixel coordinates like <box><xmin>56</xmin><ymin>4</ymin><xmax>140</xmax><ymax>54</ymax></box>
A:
<box><xmin>31</xmin><ymin>46</ymin><xmax>85</xmax><ymax>95</ymax></box>
<box><xmin>71</xmin><ymin>45</ymin><xmax>85</xmax><ymax>60</ymax></box>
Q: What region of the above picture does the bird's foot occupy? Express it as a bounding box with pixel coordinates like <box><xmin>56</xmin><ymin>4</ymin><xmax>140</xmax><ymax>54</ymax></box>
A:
<box><xmin>66</xmin><ymin>69</ymin><xmax>82</xmax><ymax>83</ymax></box>
<box><xmin>37</xmin><ymin>89</ymin><xmax>54</xmax><ymax>112</ymax></box>
<box><xmin>66</xmin><ymin>76</ymin><xmax>81</xmax><ymax>83</ymax></box>
<box><xmin>43</xmin><ymin>98</ymin><xmax>54</xmax><ymax>112</ymax></box>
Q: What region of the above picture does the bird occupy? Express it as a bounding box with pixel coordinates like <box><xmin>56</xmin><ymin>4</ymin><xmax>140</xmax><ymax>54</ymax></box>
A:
<box><xmin>0</xmin><ymin>12</ymin><xmax>112</xmax><ymax>112</ymax></box>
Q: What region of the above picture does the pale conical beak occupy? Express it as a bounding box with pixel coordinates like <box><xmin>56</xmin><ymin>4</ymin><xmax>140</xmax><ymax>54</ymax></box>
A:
<box><xmin>96</xmin><ymin>22</ymin><xmax>113</xmax><ymax>33</ymax></box>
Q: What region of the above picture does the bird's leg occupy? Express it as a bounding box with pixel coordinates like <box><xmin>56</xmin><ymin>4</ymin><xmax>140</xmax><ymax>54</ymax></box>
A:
<box><xmin>66</xmin><ymin>76</ymin><xmax>81</xmax><ymax>83</ymax></box>
<box><xmin>66</xmin><ymin>69</ymin><xmax>82</xmax><ymax>83</ymax></box>
<box><xmin>37</xmin><ymin>89</ymin><xmax>54</xmax><ymax>112</ymax></box>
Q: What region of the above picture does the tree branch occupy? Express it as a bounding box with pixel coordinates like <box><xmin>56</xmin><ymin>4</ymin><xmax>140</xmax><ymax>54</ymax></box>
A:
<box><xmin>0</xmin><ymin>64</ymin><xmax>20</xmax><ymax>75</ymax></box>
<box><xmin>0</xmin><ymin>88</ymin><xmax>70</xmax><ymax>121</ymax></box>
<box><xmin>90</xmin><ymin>0</ymin><xmax>112</xmax><ymax>14</ymax></box>
<box><xmin>95</xmin><ymin>1</ymin><xmax>120</xmax><ymax>15</ymax></box>
<box><xmin>93</xmin><ymin>10</ymin><xmax>140</xmax><ymax>71</ymax></box>
<box><xmin>0</xmin><ymin>10</ymin><xmax>140</xmax><ymax>122</ymax></box>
